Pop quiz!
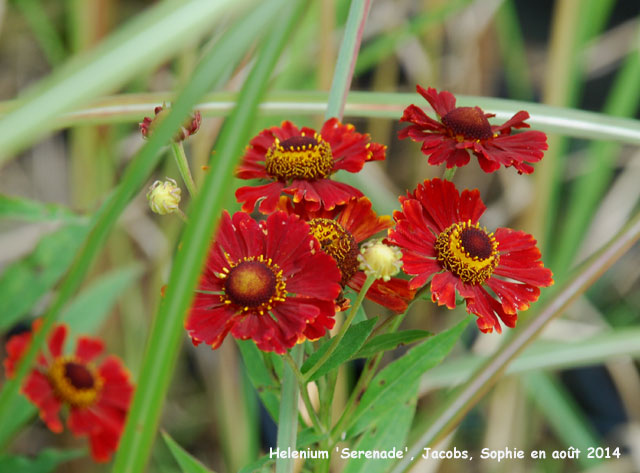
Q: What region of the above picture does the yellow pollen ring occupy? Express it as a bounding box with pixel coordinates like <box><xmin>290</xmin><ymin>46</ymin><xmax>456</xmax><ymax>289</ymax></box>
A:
<box><xmin>265</xmin><ymin>133</ymin><xmax>334</xmax><ymax>181</ymax></box>
<box><xmin>435</xmin><ymin>220</ymin><xmax>499</xmax><ymax>285</ymax></box>
<box><xmin>48</xmin><ymin>356</ymin><xmax>103</xmax><ymax>408</ymax></box>
<box><xmin>219</xmin><ymin>254</ymin><xmax>287</xmax><ymax>314</ymax></box>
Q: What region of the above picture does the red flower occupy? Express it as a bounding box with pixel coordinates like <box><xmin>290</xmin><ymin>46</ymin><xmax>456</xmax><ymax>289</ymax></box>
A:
<box><xmin>235</xmin><ymin>119</ymin><xmax>386</xmax><ymax>213</ymax></box>
<box><xmin>388</xmin><ymin>179</ymin><xmax>553</xmax><ymax>333</ymax></box>
<box><xmin>3</xmin><ymin>322</ymin><xmax>134</xmax><ymax>462</ymax></box>
<box><xmin>185</xmin><ymin>211</ymin><xmax>342</xmax><ymax>353</ymax></box>
<box><xmin>399</xmin><ymin>86</ymin><xmax>548</xmax><ymax>174</ymax></box>
<box><xmin>278</xmin><ymin>196</ymin><xmax>416</xmax><ymax>313</ymax></box>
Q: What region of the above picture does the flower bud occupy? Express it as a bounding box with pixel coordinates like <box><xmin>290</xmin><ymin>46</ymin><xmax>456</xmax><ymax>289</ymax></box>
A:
<box><xmin>139</xmin><ymin>104</ymin><xmax>201</xmax><ymax>142</ymax></box>
<box><xmin>146</xmin><ymin>178</ymin><xmax>182</xmax><ymax>215</ymax></box>
<box><xmin>357</xmin><ymin>239</ymin><xmax>403</xmax><ymax>281</ymax></box>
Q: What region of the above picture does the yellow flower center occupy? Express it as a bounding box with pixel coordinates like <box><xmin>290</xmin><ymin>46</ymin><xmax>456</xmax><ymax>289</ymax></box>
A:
<box><xmin>308</xmin><ymin>218</ymin><xmax>358</xmax><ymax>286</ymax></box>
<box><xmin>48</xmin><ymin>356</ymin><xmax>103</xmax><ymax>408</ymax></box>
<box><xmin>265</xmin><ymin>134</ymin><xmax>334</xmax><ymax>181</ymax></box>
<box><xmin>435</xmin><ymin>221</ymin><xmax>499</xmax><ymax>284</ymax></box>
<box><xmin>219</xmin><ymin>256</ymin><xmax>287</xmax><ymax>314</ymax></box>
<box><xmin>441</xmin><ymin>107</ymin><xmax>493</xmax><ymax>141</ymax></box>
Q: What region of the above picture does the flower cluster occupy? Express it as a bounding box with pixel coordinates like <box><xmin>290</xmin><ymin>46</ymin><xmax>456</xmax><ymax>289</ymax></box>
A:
<box><xmin>180</xmin><ymin>85</ymin><xmax>553</xmax><ymax>353</ymax></box>
<box><xmin>3</xmin><ymin>322</ymin><xmax>133</xmax><ymax>462</ymax></box>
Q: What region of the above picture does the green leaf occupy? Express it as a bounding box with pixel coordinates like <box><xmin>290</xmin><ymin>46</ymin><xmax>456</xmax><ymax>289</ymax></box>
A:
<box><xmin>343</xmin><ymin>318</ymin><xmax>469</xmax><ymax>438</ymax></box>
<box><xmin>0</xmin><ymin>395</ymin><xmax>37</xmax><ymax>448</ymax></box>
<box><xmin>61</xmin><ymin>264</ymin><xmax>144</xmax><ymax>335</ymax></box>
<box><xmin>0</xmin><ymin>448</ymin><xmax>85</xmax><ymax>473</ymax></box>
<box><xmin>0</xmin><ymin>223</ymin><xmax>89</xmax><ymax>332</ymax></box>
<box><xmin>238</xmin><ymin>455</ymin><xmax>274</xmax><ymax>473</ymax></box>
<box><xmin>353</xmin><ymin>330</ymin><xmax>432</xmax><ymax>360</ymax></box>
<box><xmin>237</xmin><ymin>340</ymin><xmax>281</xmax><ymax>420</ymax></box>
<box><xmin>342</xmin><ymin>379</ymin><xmax>419</xmax><ymax>473</ymax></box>
<box><xmin>162</xmin><ymin>431</ymin><xmax>214</xmax><ymax>473</ymax></box>
<box><xmin>301</xmin><ymin>318</ymin><xmax>377</xmax><ymax>382</ymax></box>
<box><xmin>0</xmin><ymin>195</ymin><xmax>81</xmax><ymax>222</ymax></box>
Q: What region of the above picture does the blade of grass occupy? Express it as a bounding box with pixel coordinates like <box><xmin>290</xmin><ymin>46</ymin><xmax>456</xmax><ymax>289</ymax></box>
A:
<box><xmin>325</xmin><ymin>0</ymin><xmax>371</xmax><ymax>120</ymax></box>
<box><xmin>21</xmin><ymin>91</ymin><xmax>640</xmax><ymax>145</ymax></box>
<box><xmin>0</xmin><ymin>0</ymin><xmax>267</xmax><ymax>451</ymax></box>
<box><xmin>354</xmin><ymin>0</ymin><xmax>472</xmax><ymax>76</ymax></box>
<box><xmin>552</xmin><ymin>26</ymin><xmax>640</xmax><ymax>272</ymax></box>
<box><xmin>421</xmin><ymin>327</ymin><xmax>640</xmax><ymax>391</ymax></box>
<box><xmin>0</xmin><ymin>0</ymin><xmax>251</xmax><ymax>164</ymax></box>
<box><xmin>494</xmin><ymin>0</ymin><xmax>534</xmax><ymax>101</ymax></box>
<box><xmin>14</xmin><ymin>0</ymin><xmax>67</xmax><ymax>66</ymax></box>
<box><xmin>111</xmin><ymin>2</ymin><xmax>304</xmax><ymax>472</ymax></box>
<box><xmin>389</xmin><ymin>210</ymin><xmax>640</xmax><ymax>473</ymax></box>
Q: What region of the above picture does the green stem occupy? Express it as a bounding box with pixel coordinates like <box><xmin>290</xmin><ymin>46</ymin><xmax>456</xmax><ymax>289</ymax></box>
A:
<box><xmin>170</xmin><ymin>141</ymin><xmax>198</xmax><ymax>197</ymax></box>
<box><xmin>283</xmin><ymin>352</ymin><xmax>326</xmax><ymax>435</ymax></box>
<box><xmin>325</xmin><ymin>0</ymin><xmax>371</xmax><ymax>121</ymax></box>
<box><xmin>304</xmin><ymin>275</ymin><xmax>376</xmax><ymax>383</ymax></box>
<box><xmin>276</xmin><ymin>345</ymin><xmax>303</xmax><ymax>473</ymax></box>
<box><xmin>330</xmin><ymin>313</ymin><xmax>405</xmax><ymax>443</ymax></box>
<box><xmin>443</xmin><ymin>166</ymin><xmax>457</xmax><ymax>181</ymax></box>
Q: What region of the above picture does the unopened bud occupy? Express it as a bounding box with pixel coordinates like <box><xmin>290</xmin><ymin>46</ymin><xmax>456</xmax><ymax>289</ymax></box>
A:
<box><xmin>358</xmin><ymin>239</ymin><xmax>403</xmax><ymax>281</ymax></box>
<box><xmin>147</xmin><ymin>178</ymin><xmax>181</xmax><ymax>215</ymax></box>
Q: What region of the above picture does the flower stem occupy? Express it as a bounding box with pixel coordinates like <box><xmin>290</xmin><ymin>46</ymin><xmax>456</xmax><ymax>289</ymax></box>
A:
<box><xmin>443</xmin><ymin>166</ymin><xmax>457</xmax><ymax>181</ymax></box>
<box><xmin>304</xmin><ymin>275</ymin><xmax>376</xmax><ymax>383</ymax></box>
<box><xmin>324</xmin><ymin>0</ymin><xmax>371</xmax><ymax>121</ymax></box>
<box><xmin>170</xmin><ymin>141</ymin><xmax>198</xmax><ymax>198</ymax></box>
<box><xmin>283</xmin><ymin>352</ymin><xmax>326</xmax><ymax>435</ymax></box>
<box><xmin>276</xmin><ymin>344</ymin><xmax>303</xmax><ymax>473</ymax></box>
<box><xmin>330</xmin><ymin>313</ymin><xmax>405</xmax><ymax>443</ymax></box>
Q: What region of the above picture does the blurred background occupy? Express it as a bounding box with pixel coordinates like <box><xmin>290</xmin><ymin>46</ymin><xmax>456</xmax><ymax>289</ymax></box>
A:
<box><xmin>1</xmin><ymin>0</ymin><xmax>640</xmax><ymax>472</ymax></box>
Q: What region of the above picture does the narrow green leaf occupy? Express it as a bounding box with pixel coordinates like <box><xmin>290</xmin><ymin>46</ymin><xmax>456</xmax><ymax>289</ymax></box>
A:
<box><xmin>343</xmin><ymin>318</ymin><xmax>469</xmax><ymax>438</ymax></box>
<box><xmin>353</xmin><ymin>330</ymin><xmax>432</xmax><ymax>360</ymax></box>
<box><xmin>0</xmin><ymin>195</ymin><xmax>81</xmax><ymax>222</ymax></box>
<box><xmin>342</xmin><ymin>379</ymin><xmax>418</xmax><ymax>473</ymax></box>
<box><xmin>60</xmin><ymin>265</ymin><xmax>144</xmax><ymax>335</ymax></box>
<box><xmin>0</xmin><ymin>448</ymin><xmax>85</xmax><ymax>473</ymax></box>
<box><xmin>237</xmin><ymin>340</ymin><xmax>281</xmax><ymax>420</ymax></box>
<box><xmin>162</xmin><ymin>431</ymin><xmax>215</xmax><ymax>473</ymax></box>
<box><xmin>0</xmin><ymin>223</ymin><xmax>89</xmax><ymax>332</ymax></box>
<box><xmin>301</xmin><ymin>318</ymin><xmax>377</xmax><ymax>382</ymax></box>
<box><xmin>0</xmin><ymin>396</ymin><xmax>37</xmax><ymax>449</ymax></box>
<box><xmin>112</xmin><ymin>2</ymin><xmax>303</xmax><ymax>472</ymax></box>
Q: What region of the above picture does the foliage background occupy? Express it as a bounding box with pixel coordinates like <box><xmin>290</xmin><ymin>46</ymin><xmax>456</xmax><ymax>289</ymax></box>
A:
<box><xmin>0</xmin><ymin>0</ymin><xmax>639</xmax><ymax>472</ymax></box>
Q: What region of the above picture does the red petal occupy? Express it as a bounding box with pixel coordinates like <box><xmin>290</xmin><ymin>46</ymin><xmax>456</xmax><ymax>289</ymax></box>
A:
<box><xmin>286</xmin><ymin>179</ymin><xmax>362</xmax><ymax>211</ymax></box>
<box><xmin>416</xmin><ymin>85</ymin><xmax>457</xmax><ymax>117</ymax></box>
<box><xmin>235</xmin><ymin>182</ymin><xmax>285</xmax><ymax>214</ymax></box>
<box><xmin>23</xmin><ymin>370</ymin><xmax>63</xmax><ymax>433</ymax></box>
<box><xmin>47</xmin><ymin>324</ymin><xmax>67</xmax><ymax>358</ymax></box>
<box><xmin>336</xmin><ymin>197</ymin><xmax>392</xmax><ymax>243</ymax></box>
<box><xmin>75</xmin><ymin>337</ymin><xmax>104</xmax><ymax>363</ymax></box>
<box><xmin>348</xmin><ymin>272</ymin><xmax>416</xmax><ymax>313</ymax></box>
<box><xmin>185</xmin><ymin>304</ymin><xmax>237</xmax><ymax>349</ymax></box>
<box><xmin>430</xmin><ymin>271</ymin><xmax>460</xmax><ymax>309</ymax></box>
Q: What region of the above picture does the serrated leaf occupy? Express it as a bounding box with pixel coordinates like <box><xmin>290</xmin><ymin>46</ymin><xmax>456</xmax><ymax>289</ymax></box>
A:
<box><xmin>61</xmin><ymin>264</ymin><xmax>144</xmax><ymax>335</ymax></box>
<box><xmin>301</xmin><ymin>318</ymin><xmax>377</xmax><ymax>382</ymax></box>
<box><xmin>344</xmin><ymin>318</ymin><xmax>469</xmax><ymax>438</ymax></box>
<box><xmin>0</xmin><ymin>195</ymin><xmax>82</xmax><ymax>223</ymax></box>
<box><xmin>237</xmin><ymin>340</ymin><xmax>280</xmax><ymax>420</ymax></box>
<box><xmin>0</xmin><ymin>223</ymin><xmax>89</xmax><ymax>331</ymax></box>
<box><xmin>162</xmin><ymin>431</ymin><xmax>215</xmax><ymax>473</ymax></box>
<box><xmin>0</xmin><ymin>448</ymin><xmax>85</xmax><ymax>473</ymax></box>
<box><xmin>353</xmin><ymin>330</ymin><xmax>432</xmax><ymax>360</ymax></box>
<box><xmin>342</xmin><ymin>379</ymin><xmax>419</xmax><ymax>473</ymax></box>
